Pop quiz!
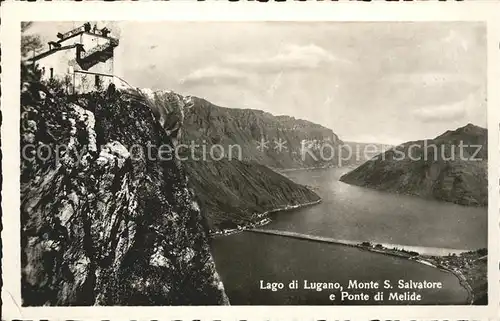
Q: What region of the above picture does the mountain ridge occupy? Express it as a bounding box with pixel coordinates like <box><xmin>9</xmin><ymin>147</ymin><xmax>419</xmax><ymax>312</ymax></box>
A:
<box><xmin>180</xmin><ymin>95</ymin><xmax>346</xmax><ymax>169</ymax></box>
<box><xmin>130</xmin><ymin>88</ymin><xmax>324</xmax><ymax>229</ymax></box>
<box><xmin>340</xmin><ymin>123</ymin><xmax>488</xmax><ymax>206</ymax></box>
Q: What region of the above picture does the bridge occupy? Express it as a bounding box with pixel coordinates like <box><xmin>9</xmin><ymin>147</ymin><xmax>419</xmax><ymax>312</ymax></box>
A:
<box><xmin>247</xmin><ymin>228</ymin><xmax>469</xmax><ymax>256</ymax></box>
<box><xmin>248</xmin><ymin>228</ymin><xmax>360</xmax><ymax>247</ymax></box>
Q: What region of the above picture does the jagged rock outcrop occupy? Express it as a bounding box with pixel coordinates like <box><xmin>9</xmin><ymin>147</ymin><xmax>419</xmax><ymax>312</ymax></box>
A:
<box><xmin>20</xmin><ymin>81</ymin><xmax>228</xmax><ymax>305</ymax></box>
<box><xmin>340</xmin><ymin>124</ymin><xmax>488</xmax><ymax>206</ymax></box>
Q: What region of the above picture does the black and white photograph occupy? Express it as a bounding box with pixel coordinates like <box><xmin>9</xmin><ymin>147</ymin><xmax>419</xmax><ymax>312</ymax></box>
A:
<box><xmin>2</xmin><ymin>2</ymin><xmax>500</xmax><ymax>319</ymax></box>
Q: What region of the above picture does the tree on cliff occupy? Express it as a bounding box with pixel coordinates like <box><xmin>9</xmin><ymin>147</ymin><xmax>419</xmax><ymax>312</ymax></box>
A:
<box><xmin>21</xmin><ymin>22</ymin><xmax>43</xmax><ymax>58</ymax></box>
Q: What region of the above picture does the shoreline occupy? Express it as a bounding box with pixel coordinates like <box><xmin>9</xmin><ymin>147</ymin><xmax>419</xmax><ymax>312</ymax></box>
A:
<box><xmin>271</xmin><ymin>164</ymin><xmax>363</xmax><ymax>174</ymax></box>
<box><xmin>272</xmin><ymin>165</ymin><xmax>335</xmax><ymax>173</ymax></box>
<box><xmin>211</xmin><ymin>202</ymin><xmax>476</xmax><ymax>304</ymax></box>
<box><xmin>356</xmin><ymin>245</ymin><xmax>474</xmax><ymax>305</ymax></box>
<box><xmin>209</xmin><ymin>198</ymin><xmax>322</xmax><ymax>237</ymax></box>
<box><xmin>438</xmin><ymin>265</ymin><xmax>474</xmax><ymax>304</ymax></box>
<box><xmin>239</xmin><ymin>228</ymin><xmax>476</xmax><ymax>305</ymax></box>
<box><xmin>415</xmin><ymin>257</ymin><xmax>475</xmax><ymax>305</ymax></box>
<box><xmin>210</xmin><ymin>165</ymin><xmax>478</xmax><ymax>304</ymax></box>
<box><xmin>338</xmin><ymin>177</ymin><xmax>488</xmax><ymax>208</ymax></box>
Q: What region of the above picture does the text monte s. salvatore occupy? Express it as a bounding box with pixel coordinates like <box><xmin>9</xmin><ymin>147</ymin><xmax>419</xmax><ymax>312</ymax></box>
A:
<box><xmin>259</xmin><ymin>279</ymin><xmax>444</xmax><ymax>302</ymax></box>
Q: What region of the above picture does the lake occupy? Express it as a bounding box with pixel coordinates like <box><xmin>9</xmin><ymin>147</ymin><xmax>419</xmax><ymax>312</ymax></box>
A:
<box><xmin>210</xmin><ymin>167</ymin><xmax>487</xmax><ymax>305</ymax></box>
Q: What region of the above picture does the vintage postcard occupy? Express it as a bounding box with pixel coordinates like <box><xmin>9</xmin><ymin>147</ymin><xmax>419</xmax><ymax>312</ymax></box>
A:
<box><xmin>1</xmin><ymin>1</ymin><xmax>499</xmax><ymax>320</ymax></box>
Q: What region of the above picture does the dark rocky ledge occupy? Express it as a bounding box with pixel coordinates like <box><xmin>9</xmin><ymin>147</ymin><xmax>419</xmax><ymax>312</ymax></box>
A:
<box><xmin>20</xmin><ymin>76</ymin><xmax>229</xmax><ymax>306</ymax></box>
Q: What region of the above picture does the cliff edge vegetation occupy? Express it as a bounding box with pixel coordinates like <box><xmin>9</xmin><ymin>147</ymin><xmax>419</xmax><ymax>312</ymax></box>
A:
<box><xmin>20</xmin><ymin>65</ymin><xmax>228</xmax><ymax>306</ymax></box>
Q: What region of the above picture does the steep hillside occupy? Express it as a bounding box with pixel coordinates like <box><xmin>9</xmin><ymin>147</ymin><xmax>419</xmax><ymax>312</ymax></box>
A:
<box><xmin>184</xmin><ymin>159</ymin><xmax>321</xmax><ymax>231</ymax></box>
<box><xmin>182</xmin><ymin>96</ymin><xmax>347</xmax><ymax>169</ymax></box>
<box><xmin>340</xmin><ymin>124</ymin><xmax>488</xmax><ymax>206</ymax></box>
<box><xmin>20</xmin><ymin>78</ymin><xmax>228</xmax><ymax>305</ymax></box>
<box><xmin>135</xmin><ymin>91</ymin><xmax>323</xmax><ymax>229</ymax></box>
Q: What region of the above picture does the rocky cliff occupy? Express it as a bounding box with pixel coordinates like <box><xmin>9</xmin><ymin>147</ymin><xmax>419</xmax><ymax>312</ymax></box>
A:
<box><xmin>184</xmin><ymin>159</ymin><xmax>320</xmax><ymax>231</ymax></box>
<box><xmin>182</xmin><ymin>96</ymin><xmax>347</xmax><ymax>169</ymax></box>
<box><xmin>134</xmin><ymin>91</ymin><xmax>324</xmax><ymax>229</ymax></box>
<box><xmin>340</xmin><ymin>124</ymin><xmax>488</xmax><ymax>206</ymax></box>
<box><xmin>20</xmin><ymin>75</ymin><xmax>228</xmax><ymax>305</ymax></box>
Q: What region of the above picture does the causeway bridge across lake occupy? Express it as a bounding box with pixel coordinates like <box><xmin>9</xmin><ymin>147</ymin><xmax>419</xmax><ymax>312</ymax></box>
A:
<box><xmin>248</xmin><ymin>228</ymin><xmax>469</xmax><ymax>257</ymax></box>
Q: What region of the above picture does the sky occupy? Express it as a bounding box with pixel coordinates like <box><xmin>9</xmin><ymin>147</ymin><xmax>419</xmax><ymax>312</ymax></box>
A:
<box><xmin>28</xmin><ymin>21</ymin><xmax>487</xmax><ymax>145</ymax></box>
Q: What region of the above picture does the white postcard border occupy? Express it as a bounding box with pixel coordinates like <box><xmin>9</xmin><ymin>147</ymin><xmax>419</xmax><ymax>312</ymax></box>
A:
<box><xmin>1</xmin><ymin>1</ymin><xmax>499</xmax><ymax>320</ymax></box>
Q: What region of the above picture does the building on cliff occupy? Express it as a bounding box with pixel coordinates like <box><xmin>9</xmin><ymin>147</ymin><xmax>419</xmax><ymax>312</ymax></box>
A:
<box><xmin>27</xmin><ymin>22</ymin><xmax>119</xmax><ymax>94</ymax></box>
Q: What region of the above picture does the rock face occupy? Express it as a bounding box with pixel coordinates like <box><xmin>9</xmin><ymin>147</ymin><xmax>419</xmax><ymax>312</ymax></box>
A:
<box><xmin>20</xmin><ymin>80</ymin><xmax>228</xmax><ymax>305</ymax></box>
<box><xmin>182</xmin><ymin>96</ymin><xmax>347</xmax><ymax>169</ymax></box>
<box><xmin>133</xmin><ymin>91</ymin><xmax>323</xmax><ymax>230</ymax></box>
<box><xmin>184</xmin><ymin>159</ymin><xmax>320</xmax><ymax>231</ymax></box>
<box><xmin>340</xmin><ymin>124</ymin><xmax>488</xmax><ymax>206</ymax></box>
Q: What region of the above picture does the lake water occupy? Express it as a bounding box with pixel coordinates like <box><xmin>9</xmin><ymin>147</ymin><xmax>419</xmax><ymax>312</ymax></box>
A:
<box><xmin>211</xmin><ymin>167</ymin><xmax>487</xmax><ymax>305</ymax></box>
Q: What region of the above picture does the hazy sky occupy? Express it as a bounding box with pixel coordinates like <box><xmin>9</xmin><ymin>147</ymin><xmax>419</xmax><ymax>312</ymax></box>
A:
<box><xmin>29</xmin><ymin>21</ymin><xmax>487</xmax><ymax>145</ymax></box>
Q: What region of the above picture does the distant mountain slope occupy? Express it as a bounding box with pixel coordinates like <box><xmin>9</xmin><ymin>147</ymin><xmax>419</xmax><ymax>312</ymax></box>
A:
<box><xmin>342</xmin><ymin>141</ymin><xmax>394</xmax><ymax>166</ymax></box>
<box><xmin>340</xmin><ymin>124</ymin><xmax>488</xmax><ymax>206</ymax></box>
<box><xmin>182</xmin><ymin>96</ymin><xmax>347</xmax><ymax>169</ymax></box>
<box><xmin>135</xmin><ymin>90</ymin><xmax>322</xmax><ymax>229</ymax></box>
<box><xmin>185</xmin><ymin>159</ymin><xmax>320</xmax><ymax>231</ymax></box>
